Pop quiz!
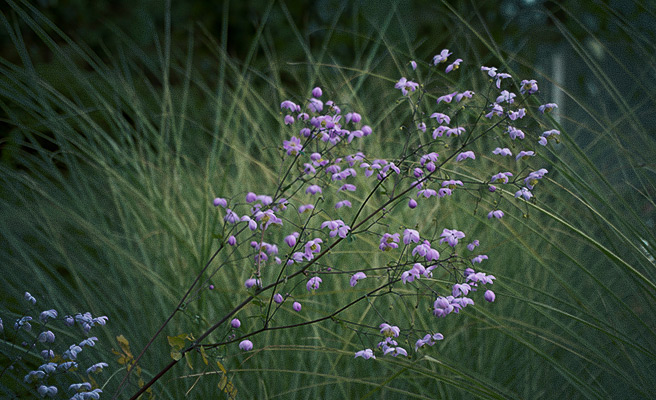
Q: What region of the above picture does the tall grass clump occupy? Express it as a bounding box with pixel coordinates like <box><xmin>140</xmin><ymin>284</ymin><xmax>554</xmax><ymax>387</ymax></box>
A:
<box><xmin>1</xmin><ymin>0</ymin><xmax>655</xmax><ymax>399</ymax></box>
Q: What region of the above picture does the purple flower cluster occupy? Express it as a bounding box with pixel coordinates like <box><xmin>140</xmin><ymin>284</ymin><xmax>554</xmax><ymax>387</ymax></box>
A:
<box><xmin>2</xmin><ymin>292</ymin><xmax>109</xmax><ymax>399</ymax></box>
<box><xmin>205</xmin><ymin>54</ymin><xmax>559</xmax><ymax>364</ymax></box>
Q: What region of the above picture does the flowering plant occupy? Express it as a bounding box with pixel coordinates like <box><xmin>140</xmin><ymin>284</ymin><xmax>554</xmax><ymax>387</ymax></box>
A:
<box><xmin>0</xmin><ymin>292</ymin><xmax>108</xmax><ymax>399</ymax></box>
<box><xmin>115</xmin><ymin>49</ymin><xmax>560</xmax><ymax>398</ymax></box>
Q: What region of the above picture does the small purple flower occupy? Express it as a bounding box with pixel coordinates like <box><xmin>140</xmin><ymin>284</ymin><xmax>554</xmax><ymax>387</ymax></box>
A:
<box><xmin>57</xmin><ymin>361</ymin><xmax>78</xmax><ymax>372</ymax></box>
<box><xmin>284</xmin><ymin>232</ymin><xmax>299</xmax><ymax>247</ymax></box>
<box><xmin>408</xmin><ymin>198</ymin><xmax>417</xmax><ymax>208</ymax></box>
<box><xmin>338</xmin><ymin>183</ymin><xmax>356</xmax><ymax>192</ymax></box>
<box><xmin>379</xmin><ymin>323</ymin><xmax>400</xmax><ymax>337</ymax></box>
<box><xmin>335</xmin><ymin>200</ymin><xmax>352</xmax><ymax>209</ymax></box>
<box><xmin>539</xmin><ymin>103</ymin><xmax>558</xmax><ymax>114</ymax></box>
<box><xmin>442</xmin><ymin>179</ymin><xmax>463</xmax><ymax>189</ymax></box>
<box><xmin>508</xmin><ymin>108</ymin><xmax>526</xmax><ymax>120</ymax></box>
<box><xmin>471</xmin><ymin>254</ymin><xmax>489</xmax><ymax>264</ymax></box>
<box><xmin>384</xmin><ymin>346</ymin><xmax>408</xmax><ymax>357</ymax></box>
<box><xmin>245</xmin><ymin>192</ymin><xmax>257</xmax><ymax>203</ymax></box>
<box><xmin>24</xmin><ymin>292</ymin><xmax>36</xmax><ymax>305</ymax></box>
<box><xmin>481</xmin><ymin>66</ymin><xmax>497</xmax><ymax>77</ymax></box>
<box><xmin>14</xmin><ymin>316</ymin><xmax>32</xmax><ymax>331</ymax></box>
<box><xmin>244</xmin><ymin>278</ymin><xmax>261</xmax><ymax>289</ymax></box>
<box><xmin>299</xmin><ymin>204</ymin><xmax>314</xmax><ymax>213</ymax></box>
<box><xmin>38</xmin><ymin>330</ymin><xmax>56</xmax><ymax>343</ymax></box>
<box><xmin>354</xmin><ymin>348</ymin><xmax>375</xmax><ymax>360</ymax></box>
<box><xmin>455</xmin><ymin>90</ymin><xmax>474</xmax><ymax>102</ymax></box>
<box><xmin>484</xmin><ymin>290</ymin><xmax>496</xmax><ymax>302</ymax></box>
<box><xmin>346</xmin><ymin>112</ymin><xmax>362</xmax><ymax>124</ymax></box>
<box><xmin>231</xmin><ymin>318</ymin><xmax>241</xmax><ymax>328</ymax></box>
<box><xmin>456</xmin><ymin>151</ymin><xmax>475</xmax><ymax>162</ymax></box>
<box><xmin>284</xmin><ymin>115</ymin><xmax>295</xmax><ymax>125</ymax></box>
<box><xmin>283</xmin><ymin>136</ymin><xmax>303</xmax><ymax>156</ymax></box>
<box><xmin>224</xmin><ymin>209</ymin><xmax>239</xmax><ymax>224</ymax></box>
<box><xmin>350</xmin><ymin>272</ymin><xmax>367</xmax><ymax>287</ymax></box>
<box><xmin>445</xmin><ymin>58</ymin><xmax>462</xmax><ymax>73</ymax></box>
<box><xmin>516</xmin><ymin>150</ymin><xmax>535</xmax><ymax>160</ymax></box>
<box><xmin>485</xmin><ymin>103</ymin><xmax>504</xmax><ymax>118</ymax></box>
<box><xmin>496</xmin><ymin>90</ymin><xmax>516</xmax><ymax>104</ymax></box>
<box><xmin>39</xmin><ymin>309</ymin><xmax>58</xmax><ymax>323</ymax></box>
<box><xmin>403</xmin><ymin>229</ymin><xmax>420</xmax><ymax>245</ymax></box>
<box><xmin>433</xmin><ymin>49</ymin><xmax>452</xmax><ymax>64</ymax></box>
<box><xmin>239</xmin><ymin>340</ymin><xmax>253</xmax><ymax>351</ymax></box>
<box><xmin>433</xmin><ymin>296</ymin><xmax>455</xmax><ymax>317</ymax></box>
<box><xmin>542</xmin><ymin>129</ymin><xmax>561</xmax><ymax>139</ymax></box>
<box><xmin>430</xmin><ymin>112</ymin><xmax>450</xmax><ymax>124</ymax></box>
<box><xmin>41</xmin><ymin>350</ymin><xmax>54</xmax><ymax>360</ymax></box>
<box><xmin>308</xmin><ymin>98</ymin><xmax>324</xmax><ymax>113</ymax></box>
<box><xmin>488</xmin><ymin>210</ymin><xmax>504</xmax><ymax>219</ymax></box>
<box><xmin>515</xmin><ymin>187</ymin><xmax>533</xmax><ymax>201</ymax></box>
<box><xmin>307</xmin><ymin>276</ymin><xmax>323</xmax><ymax>291</ymax></box>
<box><xmin>293</xmin><ymin>301</ymin><xmax>302</xmax><ymax>312</ymax></box>
<box><xmin>37</xmin><ymin>385</ymin><xmax>58</xmax><ymax>397</ymax></box>
<box><xmin>417</xmin><ymin>122</ymin><xmax>426</xmax><ymax>132</ymax></box>
<box><xmin>401</xmin><ymin>267</ymin><xmax>421</xmax><ymax>284</ymax></box>
<box><xmin>491</xmin><ymin>172</ymin><xmax>513</xmax><ymax>184</ymax></box>
<box><xmin>436</xmin><ymin>91</ymin><xmax>458</xmax><ymax>104</ymax></box>
<box><xmin>417</xmin><ymin>188</ymin><xmax>437</xmax><ymax>198</ymax></box>
<box><xmin>524</xmin><ymin>168</ymin><xmax>548</xmax><ymax>189</ymax></box>
<box><xmin>280</xmin><ymin>100</ymin><xmax>298</xmax><ymax>111</ymax></box>
<box><xmin>415</xmin><ymin>333</ymin><xmax>444</xmax><ymax>351</ymax></box>
<box><xmin>254</xmin><ymin>209</ymin><xmax>282</xmax><ymax>230</ymax></box>
<box><xmin>379</xmin><ymin>233</ymin><xmax>400</xmax><ymax>251</ymax></box>
<box><xmin>273</xmin><ymin>293</ymin><xmax>284</xmax><ymax>304</ymax></box>
<box><xmin>440</xmin><ymin>228</ymin><xmax>465</xmax><ymax>247</ymax></box>
<box><xmin>452</xmin><ymin>283</ymin><xmax>472</xmax><ymax>297</ymax></box>
<box><xmin>321</xmin><ymin>219</ymin><xmax>350</xmax><ymax>238</ymax></box>
<box><xmin>64</xmin><ymin>344</ymin><xmax>83</xmax><ymax>360</ymax></box>
<box><xmin>209</xmin><ymin>284</ymin><xmax>215</xmax><ymax>290</ymax></box>
<box><xmin>227</xmin><ymin>235</ymin><xmax>236</xmax><ymax>246</ymax></box>
<box><xmin>507</xmin><ymin>126</ymin><xmax>525</xmax><ymax>140</ymax></box>
<box><xmin>467</xmin><ymin>240</ymin><xmax>480</xmax><ymax>251</ymax></box>
<box><xmin>445</xmin><ymin>127</ymin><xmax>465</xmax><ymax>137</ymax></box>
<box><xmin>492</xmin><ymin>147</ymin><xmax>512</xmax><ymax>157</ymax></box>
<box><xmin>412</xmin><ymin>240</ymin><xmax>440</xmax><ymax>261</ymax></box>
<box><xmin>520</xmin><ymin>79</ymin><xmax>538</xmax><ymax>95</ymax></box>
<box><xmin>410</xmin><ymin>60</ymin><xmax>417</xmax><ymax>70</ymax></box>
<box><xmin>395</xmin><ymin>77</ymin><xmax>419</xmax><ymax>96</ymax></box>
<box><xmin>312</xmin><ymin>87</ymin><xmax>322</xmax><ymax>98</ymax></box>
<box><xmin>86</xmin><ymin>362</ymin><xmax>108</xmax><ymax>374</ymax></box>
<box><xmin>304</xmin><ymin>238</ymin><xmax>323</xmax><ymax>259</ymax></box>
<box><xmin>68</xmin><ymin>383</ymin><xmax>92</xmax><ymax>392</ymax></box>
<box><xmin>466</xmin><ymin>271</ymin><xmax>496</xmax><ymax>285</ymax></box>
<box><xmin>306</xmin><ymin>185</ymin><xmax>323</xmax><ymax>195</ymax></box>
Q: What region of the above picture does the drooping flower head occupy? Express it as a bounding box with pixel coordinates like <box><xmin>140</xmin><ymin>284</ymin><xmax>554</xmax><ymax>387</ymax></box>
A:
<box><xmin>445</xmin><ymin>58</ymin><xmax>462</xmax><ymax>73</ymax></box>
<box><xmin>433</xmin><ymin>49</ymin><xmax>452</xmax><ymax>64</ymax></box>
<box><xmin>354</xmin><ymin>348</ymin><xmax>375</xmax><ymax>360</ymax></box>
<box><xmin>394</xmin><ymin>77</ymin><xmax>419</xmax><ymax>96</ymax></box>
<box><xmin>440</xmin><ymin>228</ymin><xmax>465</xmax><ymax>247</ymax></box>
<box><xmin>520</xmin><ymin>79</ymin><xmax>538</xmax><ymax>95</ymax></box>
<box><xmin>239</xmin><ymin>340</ymin><xmax>253</xmax><ymax>351</ymax></box>
<box><xmin>307</xmin><ymin>276</ymin><xmax>323</xmax><ymax>291</ymax></box>
<box><xmin>350</xmin><ymin>272</ymin><xmax>367</xmax><ymax>287</ymax></box>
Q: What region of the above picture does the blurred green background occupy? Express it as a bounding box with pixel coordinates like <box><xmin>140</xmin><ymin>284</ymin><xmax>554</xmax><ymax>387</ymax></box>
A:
<box><xmin>1</xmin><ymin>0</ymin><xmax>655</xmax><ymax>398</ymax></box>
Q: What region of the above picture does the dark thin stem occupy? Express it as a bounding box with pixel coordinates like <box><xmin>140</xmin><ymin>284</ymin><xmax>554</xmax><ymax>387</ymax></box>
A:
<box><xmin>113</xmin><ymin>243</ymin><xmax>223</xmax><ymax>399</ymax></box>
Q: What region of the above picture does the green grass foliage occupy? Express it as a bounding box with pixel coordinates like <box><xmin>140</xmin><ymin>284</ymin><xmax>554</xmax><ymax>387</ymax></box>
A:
<box><xmin>1</xmin><ymin>0</ymin><xmax>655</xmax><ymax>398</ymax></box>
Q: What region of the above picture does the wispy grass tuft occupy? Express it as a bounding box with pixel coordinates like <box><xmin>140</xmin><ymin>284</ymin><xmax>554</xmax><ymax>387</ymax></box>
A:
<box><xmin>1</xmin><ymin>0</ymin><xmax>655</xmax><ymax>398</ymax></box>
